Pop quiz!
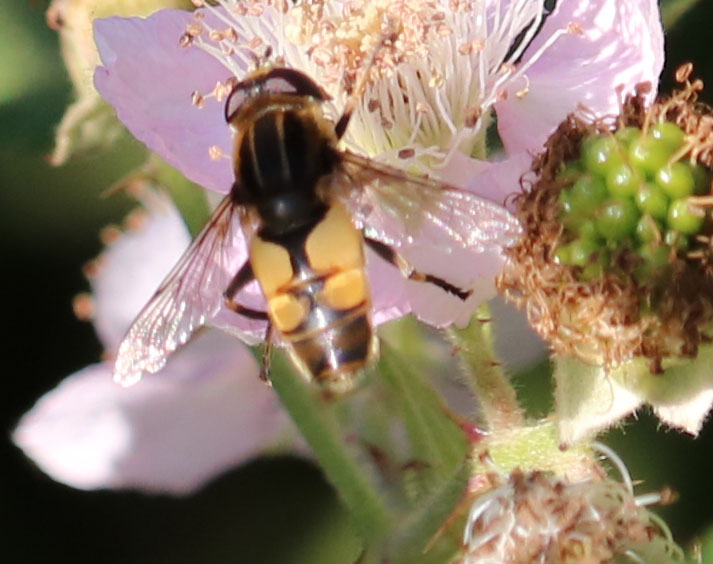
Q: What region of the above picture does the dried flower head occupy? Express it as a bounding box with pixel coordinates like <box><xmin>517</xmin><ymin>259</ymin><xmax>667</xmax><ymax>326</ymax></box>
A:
<box><xmin>461</xmin><ymin>468</ymin><xmax>682</xmax><ymax>564</ymax></box>
<box><xmin>498</xmin><ymin>65</ymin><xmax>713</xmax><ymax>371</ymax></box>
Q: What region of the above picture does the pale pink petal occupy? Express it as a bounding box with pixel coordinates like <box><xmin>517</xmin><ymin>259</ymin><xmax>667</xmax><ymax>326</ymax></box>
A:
<box><xmin>402</xmin><ymin>242</ymin><xmax>504</xmax><ymax>328</ymax></box>
<box><xmin>368</xmin><ymin>249</ymin><xmax>412</xmax><ymax>326</ymax></box>
<box><xmin>13</xmin><ymin>331</ymin><xmax>296</xmax><ymax>494</ymax></box>
<box><xmin>439</xmin><ymin>152</ymin><xmax>534</xmax><ymax>211</ymax></box>
<box><xmin>495</xmin><ymin>0</ymin><xmax>664</xmax><ymax>155</ymax></box>
<box><xmin>92</xmin><ymin>193</ymin><xmax>191</xmax><ymax>348</ymax></box>
<box><xmin>375</xmin><ymin>156</ymin><xmax>527</xmax><ymax>327</ymax></box>
<box><xmin>94</xmin><ymin>10</ymin><xmax>235</xmax><ymax>193</ymax></box>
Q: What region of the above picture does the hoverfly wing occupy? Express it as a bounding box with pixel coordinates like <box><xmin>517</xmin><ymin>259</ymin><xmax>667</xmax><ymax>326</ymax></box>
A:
<box><xmin>338</xmin><ymin>151</ymin><xmax>522</xmax><ymax>252</ymax></box>
<box><xmin>114</xmin><ymin>196</ymin><xmax>240</xmax><ymax>386</ymax></box>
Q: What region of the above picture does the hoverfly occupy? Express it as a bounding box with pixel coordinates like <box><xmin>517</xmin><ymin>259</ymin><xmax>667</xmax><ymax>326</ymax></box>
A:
<box><xmin>114</xmin><ymin>65</ymin><xmax>520</xmax><ymax>392</ymax></box>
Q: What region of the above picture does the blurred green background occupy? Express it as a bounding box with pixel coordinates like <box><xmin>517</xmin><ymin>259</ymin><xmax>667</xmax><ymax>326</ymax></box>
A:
<box><xmin>2</xmin><ymin>1</ymin><xmax>713</xmax><ymax>562</ymax></box>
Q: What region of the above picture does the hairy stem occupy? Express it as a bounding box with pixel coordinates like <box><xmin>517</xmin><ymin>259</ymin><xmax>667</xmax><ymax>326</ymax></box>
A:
<box><xmin>447</xmin><ymin>304</ymin><xmax>524</xmax><ymax>431</ymax></box>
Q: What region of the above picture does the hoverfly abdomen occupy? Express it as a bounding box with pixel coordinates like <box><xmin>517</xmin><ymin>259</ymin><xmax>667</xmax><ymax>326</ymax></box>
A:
<box><xmin>249</xmin><ymin>202</ymin><xmax>377</xmax><ymax>391</ymax></box>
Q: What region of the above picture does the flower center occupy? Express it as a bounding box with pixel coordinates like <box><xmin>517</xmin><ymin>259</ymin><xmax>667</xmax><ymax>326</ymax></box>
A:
<box><xmin>185</xmin><ymin>0</ymin><xmax>569</xmax><ymax>169</ymax></box>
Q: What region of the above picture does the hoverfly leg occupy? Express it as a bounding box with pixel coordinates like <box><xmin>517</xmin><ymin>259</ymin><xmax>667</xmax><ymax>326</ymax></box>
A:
<box><xmin>259</xmin><ymin>323</ymin><xmax>274</xmax><ymax>385</ymax></box>
<box><xmin>225</xmin><ymin>299</ymin><xmax>269</xmax><ymax>320</ymax></box>
<box><xmin>365</xmin><ymin>237</ymin><xmax>472</xmax><ymax>301</ymax></box>
<box><xmin>225</xmin><ymin>260</ymin><xmax>255</xmax><ymax>299</ymax></box>
<box><xmin>224</xmin><ymin>260</ymin><xmax>274</xmax><ymax>384</ymax></box>
<box><xmin>224</xmin><ymin>261</ymin><xmax>269</xmax><ymax>320</ymax></box>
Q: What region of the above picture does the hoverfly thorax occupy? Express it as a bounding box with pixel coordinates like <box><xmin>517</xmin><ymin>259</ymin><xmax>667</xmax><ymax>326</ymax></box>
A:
<box><xmin>226</xmin><ymin>68</ymin><xmax>340</xmax><ymax>236</ymax></box>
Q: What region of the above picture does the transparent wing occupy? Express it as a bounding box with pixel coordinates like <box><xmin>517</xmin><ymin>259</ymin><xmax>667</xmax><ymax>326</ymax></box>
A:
<box><xmin>337</xmin><ymin>151</ymin><xmax>522</xmax><ymax>252</ymax></box>
<box><xmin>114</xmin><ymin>196</ymin><xmax>242</xmax><ymax>386</ymax></box>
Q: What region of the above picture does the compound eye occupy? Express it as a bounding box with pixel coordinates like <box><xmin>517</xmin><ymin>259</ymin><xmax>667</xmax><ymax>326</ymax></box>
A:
<box><xmin>262</xmin><ymin>68</ymin><xmax>329</xmax><ymax>101</ymax></box>
<box><xmin>224</xmin><ymin>82</ymin><xmax>251</xmax><ymax>123</ymax></box>
<box><xmin>224</xmin><ymin>68</ymin><xmax>330</xmax><ymax>123</ymax></box>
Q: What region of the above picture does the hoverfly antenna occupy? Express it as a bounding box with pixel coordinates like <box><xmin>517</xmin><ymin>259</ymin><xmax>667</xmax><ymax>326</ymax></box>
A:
<box><xmin>224</xmin><ymin>68</ymin><xmax>330</xmax><ymax>124</ymax></box>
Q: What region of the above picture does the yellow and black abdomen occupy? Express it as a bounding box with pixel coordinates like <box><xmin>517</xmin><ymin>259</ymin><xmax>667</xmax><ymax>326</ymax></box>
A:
<box><xmin>249</xmin><ymin>202</ymin><xmax>378</xmax><ymax>392</ymax></box>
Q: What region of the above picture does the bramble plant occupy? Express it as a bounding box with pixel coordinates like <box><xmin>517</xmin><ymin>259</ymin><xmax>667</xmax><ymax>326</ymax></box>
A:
<box><xmin>13</xmin><ymin>0</ymin><xmax>713</xmax><ymax>562</ymax></box>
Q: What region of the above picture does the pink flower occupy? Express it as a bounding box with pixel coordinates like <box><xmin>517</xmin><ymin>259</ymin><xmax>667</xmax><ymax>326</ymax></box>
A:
<box><xmin>15</xmin><ymin>0</ymin><xmax>665</xmax><ymax>493</ymax></box>
<box><xmin>92</xmin><ymin>0</ymin><xmax>664</xmax><ymax>345</ymax></box>
<box><xmin>13</xmin><ymin>193</ymin><xmax>300</xmax><ymax>494</ymax></box>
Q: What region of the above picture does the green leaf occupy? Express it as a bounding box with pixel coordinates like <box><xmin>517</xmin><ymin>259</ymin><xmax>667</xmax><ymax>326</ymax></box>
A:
<box><xmin>692</xmin><ymin>521</ymin><xmax>713</xmax><ymax>563</ymax></box>
<box><xmin>385</xmin><ymin>462</ymin><xmax>470</xmax><ymax>564</ymax></box>
<box><xmin>378</xmin><ymin>346</ymin><xmax>468</xmax><ymax>486</ymax></box>
<box><xmin>555</xmin><ymin>346</ymin><xmax>713</xmax><ymax>444</ymax></box>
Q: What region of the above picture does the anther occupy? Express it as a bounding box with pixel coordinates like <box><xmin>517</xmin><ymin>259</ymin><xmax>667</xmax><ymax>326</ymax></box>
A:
<box><xmin>191</xmin><ymin>91</ymin><xmax>205</xmax><ymax>108</ymax></box>
<box><xmin>209</xmin><ymin>146</ymin><xmax>225</xmax><ymax>161</ymax></box>
<box><xmin>100</xmin><ymin>225</ymin><xmax>121</xmax><ymax>245</ymax></box>
<box><xmin>72</xmin><ymin>293</ymin><xmax>95</xmax><ymax>321</ymax></box>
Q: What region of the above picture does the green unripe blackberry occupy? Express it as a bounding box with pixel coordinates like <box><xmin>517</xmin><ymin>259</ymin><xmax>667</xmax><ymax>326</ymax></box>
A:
<box><xmin>650</xmin><ymin>121</ymin><xmax>686</xmax><ymax>151</ymax></box>
<box><xmin>667</xmin><ymin>198</ymin><xmax>705</xmax><ymax>235</ymax></box>
<box><xmin>570</xmin><ymin>174</ymin><xmax>608</xmax><ymax>213</ymax></box>
<box><xmin>577</xmin><ymin>219</ymin><xmax>600</xmax><ymax>241</ymax></box>
<box><xmin>558</xmin><ymin>190</ymin><xmax>573</xmax><ymax>215</ymax></box>
<box><xmin>664</xmin><ymin>229</ymin><xmax>689</xmax><ymax>252</ymax></box>
<box><xmin>629</xmin><ymin>136</ymin><xmax>675</xmax><ymax>177</ymax></box>
<box><xmin>606</xmin><ymin>163</ymin><xmax>640</xmax><ymax>198</ymax></box>
<box><xmin>554</xmin><ymin>244</ymin><xmax>572</xmax><ymax>265</ymax></box>
<box><xmin>568</xmin><ymin>237</ymin><xmax>600</xmax><ymax>267</ymax></box>
<box><xmin>635</xmin><ymin>183</ymin><xmax>669</xmax><ymax>220</ymax></box>
<box><xmin>582</xmin><ymin>135</ymin><xmax>625</xmax><ymax>176</ymax></box>
<box><xmin>614</xmin><ymin>126</ymin><xmax>641</xmax><ymax>147</ymax></box>
<box><xmin>596</xmin><ymin>198</ymin><xmax>639</xmax><ymax>242</ymax></box>
<box><xmin>635</xmin><ymin>215</ymin><xmax>661</xmax><ymax>244</ymax></box>
<box><xmin>655</xmin><ymin>162</ymin><xmax>696</xmax><ymax>199</ymax></box>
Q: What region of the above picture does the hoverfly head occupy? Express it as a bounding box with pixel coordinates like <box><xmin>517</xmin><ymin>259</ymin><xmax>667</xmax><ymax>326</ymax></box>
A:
<box><xmin>224</xmin><ymin>67</ymin><xmax>331</xmax><ymax>124</ymax></box>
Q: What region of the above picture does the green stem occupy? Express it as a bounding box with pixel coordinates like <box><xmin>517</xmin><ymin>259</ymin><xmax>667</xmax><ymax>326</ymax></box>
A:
<box><xmin>268</xmin><ymin>353</ymin><xmax>393</xmax><ymax>543</ymax></box>
<box><xmin>447</xmin><ymin>304</ymin><xmax>524</xmax><ymax>431</ymax></box>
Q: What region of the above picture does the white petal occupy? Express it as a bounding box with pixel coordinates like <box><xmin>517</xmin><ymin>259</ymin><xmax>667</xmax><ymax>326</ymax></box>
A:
<box><xmin>13</xmin><ymin>331</ymin><xmax>297</xmax><ymax>494</ymax></box>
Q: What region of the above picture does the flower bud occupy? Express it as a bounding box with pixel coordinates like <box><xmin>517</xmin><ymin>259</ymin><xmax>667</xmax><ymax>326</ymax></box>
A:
<box><xmin>47</xmin><ymin>0</ymin><xmax>191</xmax><ymax>163</ymax></box>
